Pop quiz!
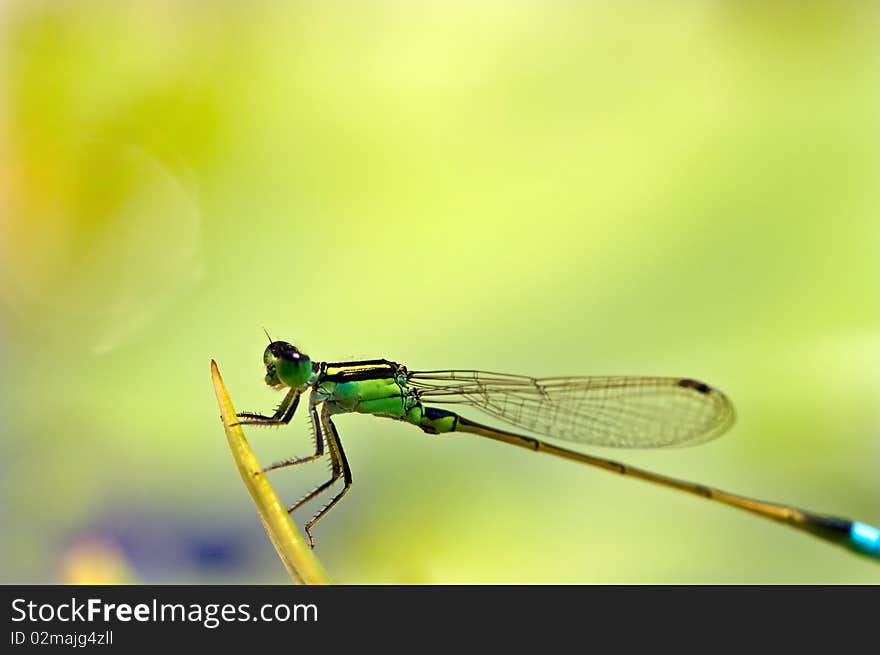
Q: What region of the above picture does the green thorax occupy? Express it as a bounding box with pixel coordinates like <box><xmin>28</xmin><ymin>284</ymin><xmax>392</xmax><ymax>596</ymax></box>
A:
<box><xmin>315</xmin><ymin>361</ymin><xmax>423</xmax><ymax>423</ymax></box>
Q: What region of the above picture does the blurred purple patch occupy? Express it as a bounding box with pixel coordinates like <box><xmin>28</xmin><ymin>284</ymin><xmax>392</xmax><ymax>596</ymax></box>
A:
<box><xmin>67</xmin><ymin>507</ymin><xmax>263</xmax><ymax>582</ymax></box>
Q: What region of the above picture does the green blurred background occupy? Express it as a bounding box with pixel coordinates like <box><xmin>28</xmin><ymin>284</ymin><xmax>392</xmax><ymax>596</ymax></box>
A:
<box><xmin>1</xmin><ymin>1</ymin><xmax>879</xmax><ymax>583</ymax></box>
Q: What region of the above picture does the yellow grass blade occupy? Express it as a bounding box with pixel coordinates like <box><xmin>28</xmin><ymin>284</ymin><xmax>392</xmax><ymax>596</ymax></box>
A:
<box><xmin>211</xmin><ymin>360</ymin><xmax>332</xmax><ymax>585</ymax></box>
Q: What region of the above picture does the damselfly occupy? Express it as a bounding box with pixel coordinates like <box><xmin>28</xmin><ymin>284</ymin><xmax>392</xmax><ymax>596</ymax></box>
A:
<box><xmin>235</xmin><ymin>339</ymin><xmax>880</xmax><ymax>561</ymax></box>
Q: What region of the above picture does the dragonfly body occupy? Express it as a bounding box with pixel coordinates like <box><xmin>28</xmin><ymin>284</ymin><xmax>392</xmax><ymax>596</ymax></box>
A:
<box><xmin>235</xmin><ymin>339</ymin><xmax>880</xmax><ymax>562</ymax></box>
<box><xmin>319</xmin><ymin>362</ymin><xmax>415</xmax><ymax>419</ymax></box>
<box><xmin>301</xmin><ymin>359</ymin><xmax>460</xmax><ymax>433</ymax></box>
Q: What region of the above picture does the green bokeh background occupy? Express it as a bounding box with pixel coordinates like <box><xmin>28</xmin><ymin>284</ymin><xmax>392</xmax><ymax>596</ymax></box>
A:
<box><xmin>1</xmin><ymin>1</ymin><xmax>878</xmax><ymax>583</ymax></box>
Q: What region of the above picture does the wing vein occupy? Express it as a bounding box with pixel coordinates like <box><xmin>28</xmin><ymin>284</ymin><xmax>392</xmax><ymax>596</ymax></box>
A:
<box><xmin>408</xmin><ymin>370</ymin><xmax>735</xmax><ymax>448</ymax></box>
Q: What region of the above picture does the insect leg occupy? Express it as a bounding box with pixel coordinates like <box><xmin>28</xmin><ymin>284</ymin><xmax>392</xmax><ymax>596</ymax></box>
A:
<box><xmin>302</xmin><ymin>404</ymin><xmax>353</xmax><ymax>548</ymax></box>
<box><xmin>260</xmin><ymin>390</ymin><xmax>327</xmax><ymax>473</ymax></box>
<box><xmin>235</xmin><ymin>387</ymin><xmax>301</xmax><ymax>426</ymax></box>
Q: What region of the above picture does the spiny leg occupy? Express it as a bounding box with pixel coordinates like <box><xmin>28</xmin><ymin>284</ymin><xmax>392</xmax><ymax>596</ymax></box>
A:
<box><xmin>283</xmin><ymin>402</ymin><xmax>346</xmax><ymax>546</ymax></box>
<box><xmin>239</xmin><ymin>390</ymin><xmax>354</xmax><ymax>548</ymax></box>
<box><xmin>260</xmin><ymin>391</ymin><xmax>327</xmax><ymax>473</ymax></box>
<box><xmin>302</xmin><ymin>404</ymin><xmax>353</xmax><ymax>548</ymax></box>
<box><xmin>235</xmin><ymin>387</ymin><xmax>301</xmax><ymax>426</ymax></box>
<box><xmin>234</xmin><ymin>388</ymin><xmax>325</xmax><ymax>473</ymax></box>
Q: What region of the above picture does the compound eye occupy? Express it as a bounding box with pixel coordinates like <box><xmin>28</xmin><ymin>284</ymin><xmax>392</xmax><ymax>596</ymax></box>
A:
<box><xmin>268</xmin><ymin>340</ymin><xmax>298</xmax><ymax>359</ymax></box>
<box><xmin>279</xmin><ymin>343</ymin><xmax>306</xmax><ymax>362</ymax></box>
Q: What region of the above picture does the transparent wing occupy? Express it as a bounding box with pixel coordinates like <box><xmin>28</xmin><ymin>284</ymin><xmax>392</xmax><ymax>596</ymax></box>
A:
<box><xmin>407</xmin><ymin>370</ymin><xmax>735</xmax><ymax>448</ymax></box>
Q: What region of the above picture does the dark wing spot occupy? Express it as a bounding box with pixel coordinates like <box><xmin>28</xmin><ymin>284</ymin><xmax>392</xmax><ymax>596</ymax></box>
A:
<box><xmin>678</xmin><ymin>378</ymin><xmax>712</xmax><ymax>394</ymax></box>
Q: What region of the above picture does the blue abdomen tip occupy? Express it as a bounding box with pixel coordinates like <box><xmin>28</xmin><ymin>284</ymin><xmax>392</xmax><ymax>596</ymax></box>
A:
<box><xmin>850</xmin><ymin>522</ymin><xmax>880</xmax><ymax>557</ymax></box>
